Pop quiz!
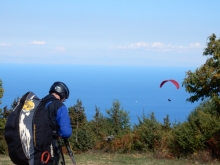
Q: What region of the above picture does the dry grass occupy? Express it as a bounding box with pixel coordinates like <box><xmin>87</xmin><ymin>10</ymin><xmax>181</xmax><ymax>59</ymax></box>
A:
<box><xmin>1</xmin><ymin>152</ymin><xmax>220</xmax><ymax>165</ymax></box>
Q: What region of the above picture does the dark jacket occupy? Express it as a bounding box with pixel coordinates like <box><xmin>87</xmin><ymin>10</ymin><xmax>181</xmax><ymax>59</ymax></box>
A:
<box><xmin>43</xmin><ymin>94</ymin><xmax>72</xmax><ymax>138</ymax></box>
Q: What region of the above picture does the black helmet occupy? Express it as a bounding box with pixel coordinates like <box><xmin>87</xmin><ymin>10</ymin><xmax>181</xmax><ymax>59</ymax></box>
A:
<box><xmin>49</xmin><ymin>81</ymin><xmax>70</xmax><ymax>99</ymax></box>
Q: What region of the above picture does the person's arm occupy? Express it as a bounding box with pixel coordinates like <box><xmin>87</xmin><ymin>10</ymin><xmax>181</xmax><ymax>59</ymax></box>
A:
<box><xmin>56</xmin><ymin>105</ymin><xmax>72</xmax><ymax>138</ymax></box>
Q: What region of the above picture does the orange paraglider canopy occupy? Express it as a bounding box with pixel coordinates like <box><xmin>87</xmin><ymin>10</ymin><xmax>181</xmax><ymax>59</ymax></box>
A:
<box><xmin>160</xmin><ymin>79</ymin><xmax>179</xmax><ymax>89</ymax></box>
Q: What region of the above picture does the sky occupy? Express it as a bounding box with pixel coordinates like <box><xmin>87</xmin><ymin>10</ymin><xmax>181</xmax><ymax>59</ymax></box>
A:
<box><xmin>0</xmin><ymin>1</ymin><xmax>220</xmax><ymax>67</ymax></box>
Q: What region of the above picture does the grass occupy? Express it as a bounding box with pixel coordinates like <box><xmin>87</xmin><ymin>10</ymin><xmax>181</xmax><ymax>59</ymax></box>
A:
<box><xmin>1</xmin><ymin>152</ymin><xmax>220</xmax><ymax>165</ymax></box>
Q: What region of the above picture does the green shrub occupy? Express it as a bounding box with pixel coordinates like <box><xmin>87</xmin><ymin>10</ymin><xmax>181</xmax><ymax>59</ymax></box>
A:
<box><xmin>133</xmin><ymin>112</ymin><xmax>162</xmax><ymax>151</ymax></box>
<box><xmin>171</xmin><ymin>100</ymin><xmax>220</xmax><ymax>157</ymax></box>
<box><xmin>0</xmin><ymin>117</ymin><xmax>7</xmax><ymax>154</ymax></box>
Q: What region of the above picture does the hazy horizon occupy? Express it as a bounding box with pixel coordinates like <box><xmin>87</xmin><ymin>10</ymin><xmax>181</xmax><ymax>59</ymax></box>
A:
<box><xmin>1</xmin><ymin>1</ymin><xmax>219</xmax><ymax>66</ymax></box>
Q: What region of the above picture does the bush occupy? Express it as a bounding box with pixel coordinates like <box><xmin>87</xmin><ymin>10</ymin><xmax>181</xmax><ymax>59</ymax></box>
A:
<box><xmin>171</xmin><ymin>100</ymin><xmax>220</xmax><ymax>158</ymax></box>
<box><xmin>133</xmin><ymin>112</ymin><xmax>162</xmax><ymax>151</ymax></box>
<box><xmin>0</xmin><ymin>118</ymin><xmax>7</xmax><ymax>154</ymax></box>
<box><xmin>69</xmin><ymin>124</ymin><xmax>95</xmax><ymax>152</ymax></box>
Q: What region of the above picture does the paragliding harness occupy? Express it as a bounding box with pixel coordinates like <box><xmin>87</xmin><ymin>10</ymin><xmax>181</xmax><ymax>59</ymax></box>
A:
<box><xmin>4</xmin><ymin>91</ymin><xmax>76</xmax><ymax>165</ymax></box>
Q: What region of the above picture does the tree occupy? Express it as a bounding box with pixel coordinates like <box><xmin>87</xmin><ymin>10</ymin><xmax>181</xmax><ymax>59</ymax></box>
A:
<box><xmin>106</xmin><ymin>100</ymin><xmax>130</xmax><ymax>136</ymax></box>
<box><xmin>0</xmin><ymin>79</ymin><xmax>7</xmax><ymax>154</ymax></box>
<box><xmin>68</xmin><ymin>99</ymin><xmax>95</xmax><ymax>151</ymax></box>
<box><xmin>183</xmin><ymin>34</ymin><xmax>220</xmax><ymax>110</ymax></box>
<box><xmin>92</xmin><ymin>106</ymin><xmax>103</xmax><ymax>136</ymax></box>
<box><xmin>0</xmin><ymin>80</ymin><xmax>4</xmax><ymax>105</ymax></box>
<box><xmin>170</xmin><ymin>101</ymin><xmax>220</xmax><ymax>157</ymax></box>
<box><xmin>162</xmin><ymin>114</ymin><xmax>171</xmax><ymax>132</ymax></box>
<box><xmin>68</xmin><ymin>99</ymin><xmax>86</xmax><ymax>142</ymax></box>
<box><xmin>134</xmin><ymin>112</ymin><xmax>162</xmax><ymax>151</ymax></box>
<box><xmin>90</xmin><ymin>106</ymin><xmax>110</xmax><ymax>141</ymax></box>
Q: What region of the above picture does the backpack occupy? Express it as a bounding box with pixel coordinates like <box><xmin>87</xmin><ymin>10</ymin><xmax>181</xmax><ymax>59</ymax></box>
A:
<box><xmin>4</xmin><ymin>91</ymin><xmax>60</xmax><ymax>165</ymax></box>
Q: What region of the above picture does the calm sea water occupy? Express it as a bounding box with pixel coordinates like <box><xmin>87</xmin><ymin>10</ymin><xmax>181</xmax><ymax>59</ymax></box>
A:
<box><xmin>0</xmin><ymin>64</ymin><xmax>200</xmax><ymax>125</ymax></box>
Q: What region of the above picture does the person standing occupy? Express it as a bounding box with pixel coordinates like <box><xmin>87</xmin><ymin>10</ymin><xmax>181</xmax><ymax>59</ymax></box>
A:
<box><xmin>36</xmin><ymin>81</ymin><xmax>72</xmax><ymax>165</ymax></box>
<box><xmin>5</xmin><ymin>81</ymin><xmax>72</xmax><ymax>165</ymax></box>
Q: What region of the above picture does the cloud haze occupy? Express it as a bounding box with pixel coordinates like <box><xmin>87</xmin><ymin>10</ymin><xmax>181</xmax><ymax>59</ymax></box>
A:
<box><xmin>29</xmin><ymin>41</ymin><xmax>46</xmax><ymax>45</ymax></box>
<box><xmin>0</xmin><ymin>1</ymin><xmax>219</xmax><ymax>67</ymax></box>
<box><xmin>0</xmin><ymin>43</ymin><xmax>11</xmax><ymax>47</ymax></box>
<box><xmin>55</xmin><ymin>47</ymin><xmax>66</xmax><ymax>52</ymax></box>
<box><xmin>113</xmin><ymin>42</ymin><xmax>203</xmax><ymax>52</ymax></box>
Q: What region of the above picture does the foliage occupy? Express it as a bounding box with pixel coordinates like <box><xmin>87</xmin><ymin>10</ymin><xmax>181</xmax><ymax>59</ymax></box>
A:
<box><xmin>0</xmin><ymin>113</ymin><xmax>7</xmax><ymax>154</ymax></box>
<box><xmin>106</xmin><ymin>100</ymin><xmax>131</xmax><ymax>136</ymax></box>
<box><xmin>0</xmin><ymin>80</ymin><xmax>4</xmax><ymax>105</ymax></box>
<box><xmin>68</xmin><ymin>99</ymin><xmax>87</xmax><ymax>140</ymax></box>
<box><xmin>183</xmin><ymin>34</ymin><xmax>220</xmax><ymax>109</ymax></box>
<box><xmin>133</xmin><ymin>112</ymin><xmax>162</xmax><ymax>151</ymax></box>
<box><xmin>171</xmin><ymin>100</ymin><xmax>220</xmax><ymax>157</ymax></box>
<box><xmin>96</xmin><ymin>132</ymin><xmax>136</xmax><ymax>153</ymax></box>
<box><xmin>0</xmin><ymin>80</ymin><xmax>7</xmax><ymax>154</ymax></box>
<box><xmin>162</xmin><ymin>115</ymin><xmax>171</xmax><ymax>132</ymax></box>
<box><xmin>180</xmin><ymin>33</ymin><xmax>220</xmax><ymax>158</ymax></box>
<box><xmin>91</xmin><ymin>101</ymin><xmax>131</xmax><ymax>152</ymax></box>
<box><xmin>69</xmin><ymin>123</ymin><xmax>94</xmax><ymax>152</ymax></box>
<box><xmin>68</xmin><ymin>99</ymin><xmax>94</xmax><ymax>151</ymax></box>
<box><xmin>0</xmin><ymin>95</ymin><xmax>17</xmax><ymax>155</ymax></box>
<box><xmin>172</xmin><ymin>121</ymin><xmax>200</xmax><ymax>156</ymax></box>
<box><xmin>90</xmin><ymin>106</ymin><xmax>113</xmax><ymax>143</ymax></box>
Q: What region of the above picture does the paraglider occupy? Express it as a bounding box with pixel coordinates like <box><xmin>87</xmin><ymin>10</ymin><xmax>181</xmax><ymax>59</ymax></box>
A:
<box><xmin>160</xmin><ymin>79</ymin><xmax>179</xmax><ymax>101</ymax></box>
<box><xmin>160</xmin><ymin>79</ymin><xmax>179</xmax><ymax>89</ymax></box>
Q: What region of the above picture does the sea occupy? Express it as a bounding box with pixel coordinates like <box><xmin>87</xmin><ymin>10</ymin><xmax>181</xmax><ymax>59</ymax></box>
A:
<box><xmin>0</xmin><ymin>64</ymin><xmax>201</xmax><ymax>126</ymax></box>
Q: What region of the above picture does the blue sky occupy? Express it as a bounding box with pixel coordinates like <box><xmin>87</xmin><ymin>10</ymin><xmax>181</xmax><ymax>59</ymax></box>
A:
<box><xmin>0</xmin><ymin>1</ymin><xmax>220</xmax><ymax>66</ymax></box>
